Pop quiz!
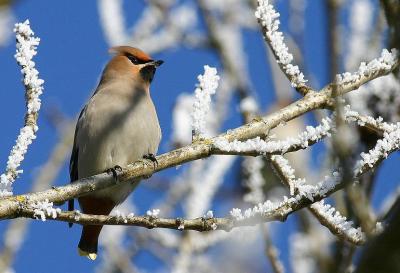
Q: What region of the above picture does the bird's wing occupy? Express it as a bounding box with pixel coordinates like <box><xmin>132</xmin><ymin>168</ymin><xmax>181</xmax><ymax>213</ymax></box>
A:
<box><xmin>69</xmin><ymin>105</ymin><xmax>87</xmax><ymax>182</ymax></box>
<box><xmin>68</xmin><ymin>105</ymin><xmax>87</xmax><ymax>224</ymax></box>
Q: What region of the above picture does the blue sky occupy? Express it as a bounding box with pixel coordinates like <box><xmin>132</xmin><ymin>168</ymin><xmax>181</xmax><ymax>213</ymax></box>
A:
<box><xmin>0</xmin><ymin>1</ymin><xmax>398</xmax><ymax>272</ymax></box>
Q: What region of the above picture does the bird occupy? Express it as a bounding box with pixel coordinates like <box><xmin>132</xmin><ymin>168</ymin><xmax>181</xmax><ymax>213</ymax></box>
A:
<box><xmin>68</xmin><ymin>46</ymin><xmax>163</xmax><ymax>260</ymax></box>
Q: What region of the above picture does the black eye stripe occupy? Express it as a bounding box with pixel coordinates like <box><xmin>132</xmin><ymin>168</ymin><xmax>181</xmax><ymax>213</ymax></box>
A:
<box><xmin>126</xmin><ymin>54</ymin><xmax>139</xmax><ymax>64</ymax></box>
<box><xmin>126</xmin><ymin>54</ymin><xmax>151</xmax><ymax>65</ymax></box>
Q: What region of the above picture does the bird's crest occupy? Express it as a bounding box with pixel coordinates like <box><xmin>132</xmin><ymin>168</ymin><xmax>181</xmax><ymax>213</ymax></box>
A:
<box><xmin>109</xmin><ymin>46</ymin><xmax>152</xmax><ymax>63</ymax></box>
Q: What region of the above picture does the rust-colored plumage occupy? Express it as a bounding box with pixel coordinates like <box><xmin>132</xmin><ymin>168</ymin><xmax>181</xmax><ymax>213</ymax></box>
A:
<box><xmin>109</xmin><ymin>46</ymin><xmax>152</xmax><ymax>62</ymax></box>
<box><xmin>69</xmin><ymin>46</ymin><xmax>163</xmax><ymax>260</ymax></box>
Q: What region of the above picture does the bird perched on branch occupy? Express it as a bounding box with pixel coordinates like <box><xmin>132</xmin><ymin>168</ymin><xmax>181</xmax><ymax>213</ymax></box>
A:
<box><xmin>68</xmin><ymin>46</ymin><xmax>163</xmax><ymax>260</ymax></box>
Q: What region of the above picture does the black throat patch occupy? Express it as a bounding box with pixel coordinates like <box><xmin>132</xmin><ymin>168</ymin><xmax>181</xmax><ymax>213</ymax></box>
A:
<box><xmin>140</xmin><ymin>65</ymin><xmax>156</xmax><ymax>83</ymax></box>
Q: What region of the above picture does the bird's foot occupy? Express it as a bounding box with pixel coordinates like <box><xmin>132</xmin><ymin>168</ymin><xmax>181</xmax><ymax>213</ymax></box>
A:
<box><xmin>143</xmin><ymin>153</ymin><xmax>158</xmax><ymax>169</ymax></box>
<box><xmin>139</xmin><ymin>154</ymin><xmax>158</xmax><ymax>179</ymax></box>
<box><xmin>106</xmin><ymin>165</ymin><xmax>123</xmax><ymax>180</ymax></box>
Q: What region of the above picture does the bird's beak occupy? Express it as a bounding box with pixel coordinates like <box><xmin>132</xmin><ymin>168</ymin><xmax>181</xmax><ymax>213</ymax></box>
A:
<box><xmin>148</xmin><ymin>60</ymin><xmax>164</xmax><ymax>67</ymax></box>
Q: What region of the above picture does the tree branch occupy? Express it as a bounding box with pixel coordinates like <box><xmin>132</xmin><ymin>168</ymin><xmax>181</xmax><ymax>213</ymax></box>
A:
<box><xmin>8</xmin><ymin>129</ymin><xmax>397</xmax><ymax>234</ymax></box>
<box><xmin>0</xmin><ymin>49</ymin><xmax>397</xmax><ymax>228</ymax></box>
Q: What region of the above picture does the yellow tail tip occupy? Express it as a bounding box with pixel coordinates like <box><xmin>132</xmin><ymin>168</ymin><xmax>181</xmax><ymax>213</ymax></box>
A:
<box><xmin>78</xmin><ymin>248</ymin><xmax>97</xmax><ymax>260</ymax></box>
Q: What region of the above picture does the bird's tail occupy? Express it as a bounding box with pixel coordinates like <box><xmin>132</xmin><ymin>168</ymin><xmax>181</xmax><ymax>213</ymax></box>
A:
<box><xmin>78</xmin><ymin>225</ymin><xmax>103</xmax><ymax>260</ymax></box>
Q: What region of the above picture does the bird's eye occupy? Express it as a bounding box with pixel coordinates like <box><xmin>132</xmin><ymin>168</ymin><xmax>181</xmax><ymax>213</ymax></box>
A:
<box><xmin>127</xmin><ymin>54</ymin><xmax>139</xmax><ymax>65</ymax></box>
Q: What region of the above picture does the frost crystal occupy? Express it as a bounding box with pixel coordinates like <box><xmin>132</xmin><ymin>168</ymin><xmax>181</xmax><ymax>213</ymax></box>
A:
<box><xmin>147</xmin><ymin>209</ymin><xmax>160</xmax><ymax>217</ymax></box>
<box><xmin>336</xmin><ymin>48</ymin><xmax>398</xmax><ymax>86</ymax></box>
<box><xmin>347</xmin><ymin>74</ymin><xmax>400</xmax><ymax>123</ymax></box>
<box><xmin>356</xmin><ymin>125</ymin><xmax>400</xmax><ymax>173</ymax></box>
<box><xmin>0</xmin><ymin>20</ymin><xmax>44</xmax><ymax>197</ymax></box>
<box><xmin>230</xmin><ymin>200</ymin><xmax>279</xmax><ymax>221</ymax></box>
<box><xmin>205</xmin><ymin>210</ymin><xmax>214</xmax><ymax>219</ymax></box>
<box><xmin>344</xmin><ymin>105</ymin><xmax>397</xmax><ymax>132</ymax></box>
<box><xmin>214</xmin><ymin>117</ymin><xmax>332</xmax><ymax>154</ymax></box>
<box><xmin>73</xmin><ymin>210</ymin><xmax>81</xmax><ymax>221</ymax></box>
<box><xmin>112</xmin><ymin>209</ymin><xmax>134</xmax><ymax>223</ymax></box>
<box><xmin>230</xmin><ymin>208</ymin><xmax>245</xmax><ymax>220</ymax></box>
<box><xmin>14</xmin><ymin>20</ymin><xmax>44</xmax><ymax>114</ymax></box>
<box><xmin>272</xmin><ymin>155</ymin><xmax>299</xmax><ymax>195</ymax></box>
<box><xmin>191</xmin><ymin>65</ymin><xmax>220</xmax><ymax>138</ymax></box>
<box><xmin>255</xmin><ymin>0</ymin><xmax>307</xmax><ymax>87</ymax></box>
<box><xmin>311</xmin><ymin>201</ymin><xmax>365</xmax><ymax>242</ymax></box>
<box><xmin>31</xmin><ymin>199</ymin><xmax>61</xmax><ymax>221</ymax></box>
<box><xmin>0</xmin><ymin>174</ymin><xmax>13</xmax><ymax>198</ymax></box>
<box><xmin>229</xmin><ymin>170</ymin><xmax>341</xmax><ymax>222</ymax></box>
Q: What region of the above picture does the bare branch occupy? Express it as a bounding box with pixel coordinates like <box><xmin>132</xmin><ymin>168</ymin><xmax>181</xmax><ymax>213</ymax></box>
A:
<box><xmin>263</xmin><ymin>226</ymin><xmax>285</xmax><ymax>273</ymax></box>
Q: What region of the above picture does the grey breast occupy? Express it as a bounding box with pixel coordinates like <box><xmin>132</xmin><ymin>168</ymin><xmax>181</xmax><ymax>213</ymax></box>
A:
<box><xmin>75</xmin><ymin>84</ymin><xmax>161</xmax><ymax>202</ymax></box>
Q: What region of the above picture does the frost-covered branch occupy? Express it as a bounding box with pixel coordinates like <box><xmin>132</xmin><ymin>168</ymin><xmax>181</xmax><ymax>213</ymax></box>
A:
<box><xmin>0</xmin><ymin>20</ymin><xmax>44</xmax><ymax>197</ymax></box>
<box><xmin>213</xmin><ymin>107</ymin><xmax>398</xmax><ymax>157</ymax></box>
<box><xmin>344</xmin><ymin>106</ymin><xmax>396</xmax><ymax>134</ymax></box>
<box><xmin>6</xmin><ymin>176</ymin><xmax>364</xmax><ymax>235</ymax></box>
<box><xmin>214</xmin><ymin>117</ymin><xmax>332</xmax><ymax>156</ymax></box>
<box><xmin>0</xmin><ymin>48</ymin><xmax>397</xmax><ymax>228</ymax></box>
<box><xmin>255</xmin><ymin>0</ymin><xmax>310</xmax><ymax>94</ymax></box>
<box><xmin>335</xmin><ymin>49</ymin><xmax>398</xmax><ymax>90</ymax></box>
<box><xmin>270</xmin><ymin>155</ymin><xmax>365</xmax><ymax>245</ymax></box>
<box><xmin>191</xmin><ymin>65</ymin><xmax>220</xmax><ymax>139</ymax></box>
<box><xmin>0</xmin><ymin>113</ymin><xmax>392</xmax><ymax>230</ymax></box>
<box><xmin>11</xmin><ymin>206</ymin><xmax>277</xmax><ymax>231</ymax></box>
<box><xmin>355</xmin><ymin>124</ymin><xmax>400</xmax><ymax>175</ymax></box>
<box><xmin>31</xmin><ymin>199</ymin><xmax>61</xmax><ymax>221</ymax></box>
<box><xmin>310</xmin><ymin>201</ymin><xmax>364</xmax><ymax>244</ymax></box>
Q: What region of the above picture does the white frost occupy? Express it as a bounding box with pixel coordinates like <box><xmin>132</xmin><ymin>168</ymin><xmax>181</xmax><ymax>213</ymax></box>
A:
<box><xmin>31</xmin><ymin>199</ymin><xmax>61</xmax><ymax>221</ymax></box>
<box><xmin>230</xmin><ymin>171</ymin><xmax>341</xmax><ymax>221</ymax></box>
<box><xmin>205</xmin><ymin>210</ymin><xmax>214</xmax><ymax>219</ymax></box>
<box><xmin>191</xmin><ymin>65</ymin><xmax>220</xmax><ymax>138</ymax></box>
<box><xmin>214</xmin><ymin>117</ymin><xmax>332</xmax><ymax>154</ymax></box>
<box><xmin>0</xmin><ymin>20</ymin><xmax>44</xmax><ymax>197</ymax></box>
<box><xmin>336</xmin><ymin>48</ymin><xmax>398</xmax><ymax>86</ymax></box>
<box><xmin>111</xmin><ymin>209</ymin><xmax>134</xmax><ymax>224</ymax></box>
<box><xmin>356</xmin><ymin>124</ymin><xmax>400</xmax><ymax>173</ymax></box>
<box><xmin>255</xmin><ymin>0</ymin><xmax>307</xmax><ymax>87</ymax></box>
<box><xmin>311</xmin><ymin>200</ymin><xmax>365</xmax><ymax>242</ymax></box>
<box><xmin>147</xmin><ymin>209</ymin><xmax>160</xmax><ymax>217</ymax></box>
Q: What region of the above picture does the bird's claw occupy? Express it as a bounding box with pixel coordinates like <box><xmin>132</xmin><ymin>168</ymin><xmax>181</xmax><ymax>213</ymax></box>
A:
<box><xmin>143</xmin><ymin>153</ymin><xmax>158</xmax><ymax>169</ymax></box>
<box><xmin>106</xmin><ymin>165</ymin><xmax>123</xmax><ymax>180</ymax></box>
